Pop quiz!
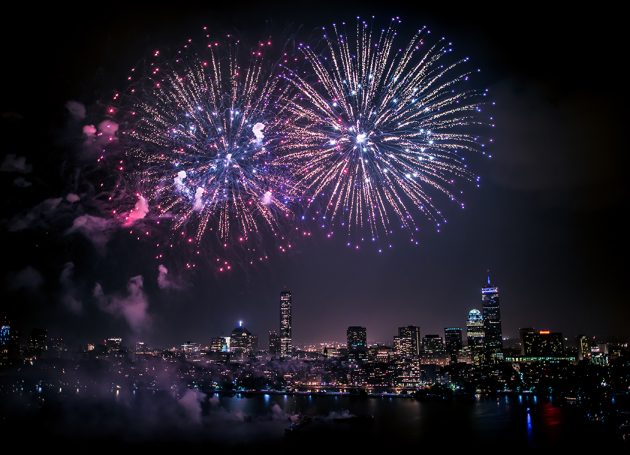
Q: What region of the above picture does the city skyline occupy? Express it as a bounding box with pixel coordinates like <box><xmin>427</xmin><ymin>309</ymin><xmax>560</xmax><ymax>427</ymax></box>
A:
<box><xmin>3</xmin><ymin>272</ymin><xmax>611</xmax><ymax>350</ymax></box>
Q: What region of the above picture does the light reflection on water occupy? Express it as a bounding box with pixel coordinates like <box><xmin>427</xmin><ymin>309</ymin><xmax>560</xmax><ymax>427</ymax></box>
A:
<box><xmin>201</xmin><ymin>393</ymin><xmax>586</xmax><ymax>447</ymax></box>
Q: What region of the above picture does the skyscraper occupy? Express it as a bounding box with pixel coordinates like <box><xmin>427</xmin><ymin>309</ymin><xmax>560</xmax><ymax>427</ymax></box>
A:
<box><xmin>482</xmin><ymin>272</ymin><xmax>503</xmax><ymax>362</ymax></box>
<box><xmin>577</xmin><ymin>334</ymin><xmax>592</xmax><ymax>361</ymax></box>
<box><xmin>268</xmin><ymin>331</ymin><xmax>281</xmax><ymax>358</ymax></box>
<box><xmin>444</xmin><ymin>327</ymin><xmax>463</xmax><ymax>362</ymax></box>
<box><xmin>230</xmin><ymin>322</ymin><xmax>258</xmax><ymax>356</ymax></box>
<box><xmin>0</xmin><ymin>316</ymin><xmax>18</xmax><ymax>367</ymax></box>
<box><xmin>397</xmin><ymin>326</ymin><xmax>421</xmax><ymax>357</ymax></box>
<box><xmin>467</xmin><ymin>309</ymin><xmax>485</xmax><ymax>365</ymax></box>
<box><xmin>519</xmin><ymin>328</ymin><xmax>536</xmax><ymax>355</ymax></box>
<box><xmin>422</xmin><ymin>334</ymin><xmax>445</xmax><ymax>357</ymax></box>
<box><xmin>347</xmin><ymin>326</ymin><xmax>367</xmax><ymax>362</ymax></box>
<box><xmin>279</xmin><ymin>290</ymin><xmax>292</xmax><ymax>358</ymax></box>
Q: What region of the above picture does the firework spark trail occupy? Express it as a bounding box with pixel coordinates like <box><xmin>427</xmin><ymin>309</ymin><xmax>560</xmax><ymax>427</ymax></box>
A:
<box><xmin>279</xmin><ymin>18</ymin><xmax>492</xmax><ymax>247</ymax></box>
<box><xmin>109</xmin><ymin>37</ymin><xmax>299</xmax><ymax>265</ymax></box>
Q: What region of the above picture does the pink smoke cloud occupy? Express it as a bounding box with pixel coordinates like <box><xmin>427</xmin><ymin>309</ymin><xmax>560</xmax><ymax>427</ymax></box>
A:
<box><xmin>67</xmin><ymin>214</ymin><xmax>114</xmax><ymax>251</ymax></box>
<box><xmin>122</xmin><ymin>195</ymin><xmax>149</xmax><ymax>227</ymax></box>
<box><xmin>157</xmin><ymin>264</ymin><xmax>183</xmax><ymax>290</ymax></box>
<box><xmin>66</xmin><ymin>193</ymin><xmax>81</xmax><ymax>203</ymax></box>
<box><xmin>98</xmin><ymin>120</ymin><xmax>119</xmax><ymax>138</ymax></box>
<box><xmin>82</xmin><ymin>120</ymin><xmax>119</xmax><ymax>150</ymax></box>
<box><xmin>94</xmin><ymin>275</ymin><xmax>150</xmax><ymax>332</ymax></box>
<box><xmin>82</xmin><ymin>124</ymin><xmax>97</xmax><ymax>137</ymax></box>
<box><xmin>177</xmin><ymin>389</ymin><xmax>206</xmax><ymax>424</ymax></box>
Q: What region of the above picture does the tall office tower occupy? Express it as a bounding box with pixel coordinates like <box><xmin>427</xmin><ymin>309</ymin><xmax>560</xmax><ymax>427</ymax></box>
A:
<box><xmin>347</xmin><ymin>326</ymin><xmax>368</xmax><ymax>362</ymax></box>
<box><xmin>393</xmin><ymin>336</ymin><xmax>403</xmax><ymax>356</ymax></box>
<box><xmin>481</xmin><ymin>272</ymin><xmax>503</xmax><ymax>362</ymax></box>
<box><xmin>422</xmin><ymin>334</ymin><xmax>445</xmax><ymax>356</ymax></box>
<box><xmin>444</xmin><ymin>327</ymin><xmax>463</xmax><ymax>362</ymax></box>
<box><xmin>577</xmin><ymin>334</ymin><xmax>592</xmax><ymax>361</ymax></box>
<box><xmin>466</xmin><ymin>309</ymin><xmax>485</xmax><ymax>365</ymax></box>
<box><xmin>397</xmin><ymin>326</ymin><xmax>421</xmax><ymax>357</ymax></box>
<box><xmin>0</xmin><ymin>316</ymin><xmax>17</xmax><ymax>367</ymax></box>
<box><xmin>0</xmin><ymin>316</ymin><xmax>9</xmax><ymax>347</ymax></box>
<box><xmin>279</xmin><ymin>290</ymin><xmax>292</xmax><ymax>358</ymax></box>
<box><xmin>268</xmin><ymin>331</ymin><xmax>281</xmax><ymax>358</ymax></box>
<box><xmin>230</xmin><ymin>322</ymin><xmax>258</xmax><ymax>355</ymax></box>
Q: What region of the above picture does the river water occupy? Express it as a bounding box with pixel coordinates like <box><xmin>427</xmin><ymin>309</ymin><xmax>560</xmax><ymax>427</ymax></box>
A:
<box><xmin>3</xmin><ymin>391</ymin><xmax>624</xmax><ymax>449</ymax></box>
<box><xmin>197</xmin><ymin>393</ymin><xmax>622</xmax><ymax>449</ymax></box>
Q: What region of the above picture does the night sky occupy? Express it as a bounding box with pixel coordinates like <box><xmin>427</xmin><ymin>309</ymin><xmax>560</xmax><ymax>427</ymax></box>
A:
<box><xmin>1</xmin><ymin>2</ymin><xmax>627</xmax><ymax>347</ymax></box>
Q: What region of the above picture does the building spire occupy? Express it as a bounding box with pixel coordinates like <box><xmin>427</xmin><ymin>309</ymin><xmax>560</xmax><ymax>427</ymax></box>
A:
<box><xmin>487</xmin><ymin>269</ymin><xmax>491</xmax><ymax>286</ymax></box>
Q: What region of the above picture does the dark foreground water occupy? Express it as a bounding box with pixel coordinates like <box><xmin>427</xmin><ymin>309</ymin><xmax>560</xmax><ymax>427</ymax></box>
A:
<box><xmin>2</xmin><ymin>392</ymin><xmax>625</xmax><ymax>450</ymax></box>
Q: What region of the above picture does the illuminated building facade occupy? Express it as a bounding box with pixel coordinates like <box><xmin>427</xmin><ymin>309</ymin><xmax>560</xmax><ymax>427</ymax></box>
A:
<box><xmin>105</xmin><ymin>337</ymin><xmax>122</xmax><ymax>354</ymax></box>
<box><xmin>422</xmin><ymin>334</ymin><xmax>445</xmax><ymax>356</ymax></box>
<box><xmin>27</xmin><ymin>328</ymin><xmax>48</xmax><ymax>358</ymax></box>
<box><xmin>181</xmin><ymin>341</ymin><xmax>200</xmax><ymax>357</ymax></box>
<box><xmin>0</xmin><ymin>316</ymin><xmax>19</xmax><ymax>367</ymax></box>
<box><xmin>577</xmin><ymin>334</ymin><xmax>592</xmax><ymax>361</ymax></box>
<box><xmin>268</xmin><ymin>331</ymin><xmax>281</xmax><ymax>358</ymax></box>
<box><xmin>347</xmin><ymin>326</ymin><xmax>367</xmax><ymax>362</ymax></box>
<box><xmin>280</xmin><ymin>290</ymin><xmax>292</xmax><ymax>358</ymax></box>
<box><xmin>210</xmin><ymin>336</ymin><xmax>229</xmax><ymax>352</ymax></box>
<box><xmin>444</xmin><ymin>327</ymin><xmax>463</xmax><ymax>362</ymax></box>
<box><xmin>466</xmin><ymin>309</ymin><xmax>485</xmax><ymax>365</ymax></box>
<box><xmin>397</xmin><ymin>326</ymin><xmax>421</xmax><ymax>357</ymax></box>
<box><xmin>395</xmin><ymin>358</ymin><xmax>421</xmax><ymax>388</ymax></box>
<box><xmin>230</xmin><ymin>322</ymin><xmax>258</xmax><ymax>355</ymax></box>
<box><xmin>481</xmin><ymin>273</ymin><xmax>503</xmax><ymax>362</ymax></box>
<box><xmin>522</xmin><ymin>330</ymin><xmax>565</xmax><ymax>357</ymax></box>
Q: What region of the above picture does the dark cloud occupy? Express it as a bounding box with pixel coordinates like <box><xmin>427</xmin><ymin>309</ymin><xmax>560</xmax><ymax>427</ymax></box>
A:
<box><xmin>13</xmin><ymin>177</ymin><xmax>32</xmax><ymax>188</ymax></box>
<box><xmin>7</xmin><ymin>197</ymin><xmax>63</xmax><ymax>231</ymax></box>
<box><xmin>65</xmin><ymin>100</ymin><xmax>86</xmax><ymax>121</ymax></box>
<box><xmin>1</xmin><ymin>154</ymin><xmax>32</xmax><ymax>174</ymax></box>
<box><xmin>60</xmin><ymin>262</ymin><xmax>82</xmax><ymax>314</ymax></box>
<box><xmin>9</xmin><ymin>266</ymin><xmax>44</xmax><ymax>292</ymax></box>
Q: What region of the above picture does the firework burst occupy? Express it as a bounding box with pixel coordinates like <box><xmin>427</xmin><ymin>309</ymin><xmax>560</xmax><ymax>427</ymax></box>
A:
<box><xmin>279</xmin><ymin>17</ymin><xmax>492</xmax><ymax>248</ymax></box>
<box><xmin>105</xmin><ymin>35</ymin><xmax>300</xmax><ymax>268</ymax></box>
